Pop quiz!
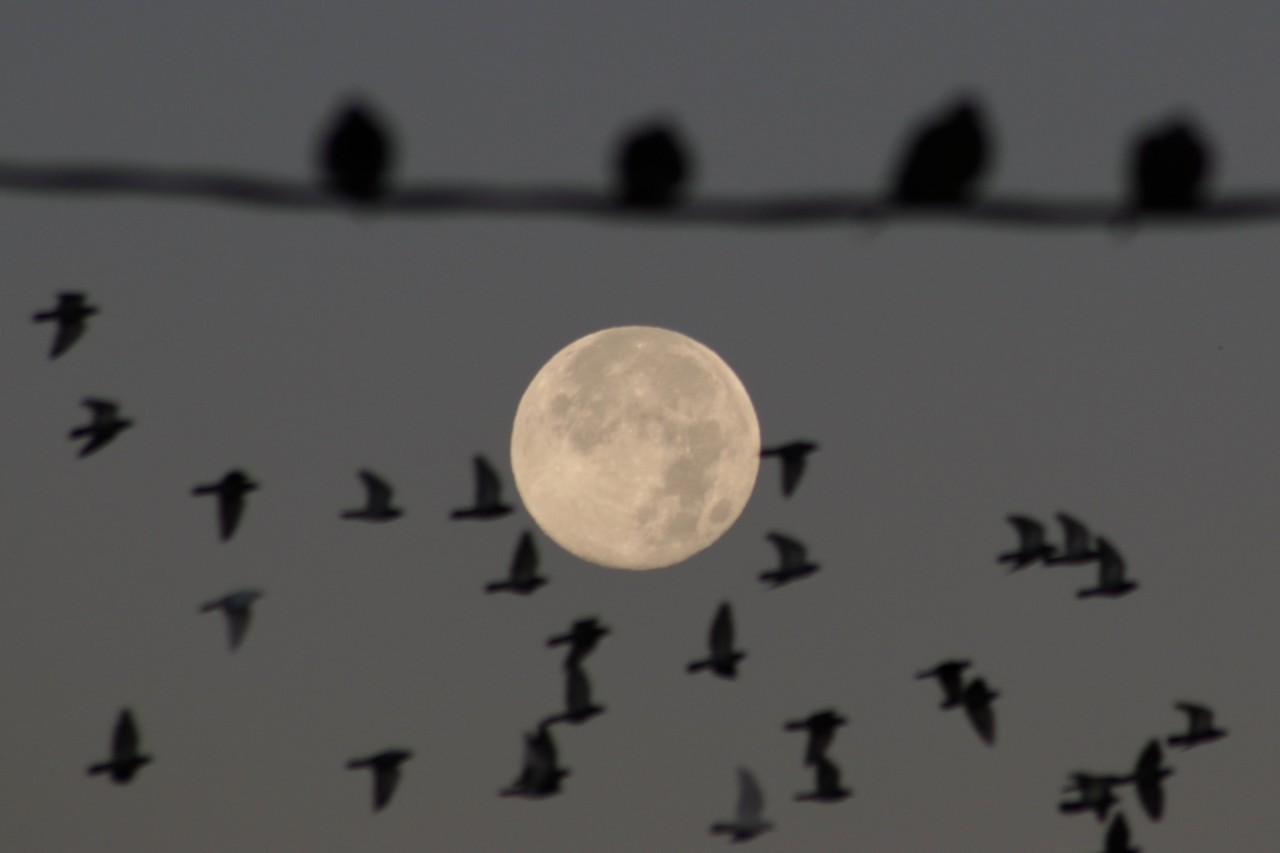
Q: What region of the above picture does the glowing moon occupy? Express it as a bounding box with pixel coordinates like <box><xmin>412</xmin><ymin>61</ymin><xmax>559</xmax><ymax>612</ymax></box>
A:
<box><xmin>510</xmin><ymin>326</ymin><xmax>760</xmax><ymax>570</ymax></box>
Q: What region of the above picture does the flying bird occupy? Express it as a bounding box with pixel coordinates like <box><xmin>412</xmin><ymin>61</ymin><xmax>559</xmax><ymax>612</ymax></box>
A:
<box><xmin>758</xmin><ymin>532</ymin><xmax>820</xmax><ymax>589</ymax></box>
<box><xmin>794</xmin><ymin>755</ymin><xmax>852</xmax><ymax>803</ymax></box>
<box><xmin>961</xmin><ymin>677</ymin><xmax>998</xmax><ymax>745</ymax></box>
<box><xmin>1119</xmin><ymin>739</ymin><xmax>1173</xmax><ymax>821</ymax></box>
<box><xmin>1059</xmin><ymin>772</ymin><xmax>1123</xmax><ymax>822</ymax></box>
<box><xmin>783</xmin><ymin>709</ymin><xmax>848</xmax><ymax>767</ymax></box>
<box><xmin>547</xmin><ymin>617</ymin><xmax>610</xmax><ymax>669</ymax></box>
<box><xmin>1167</xmin><ymin>702</ymin><xmax>1227</xmax><ymax>749</ymax></box>
<box><xmin>997</xmin><ymin>515</ymin><xmax>1056</xmax><ymax>570</ymax></box>
<box><xmin>450</xmin><ymin>455</ymin><xmax>514</xmax><ymax>519</ymax></box>
<box><xmin>340</xmin><ymin>469</ymin><xmax>403</xmax><ymax>522</ymax></box>
<box><xmin>485</xmin><ymin>531</ymin><xmax>547</xmax><ymax>595</ymax></box>
<box><xmin>710</xmin><ymin>767</ymin><xmax>774</xmax><ymax>842</ymax></box>
<box><xmin>891</xmin><ymin>96</ymin><xmax>991</xmax><ymax>206</ymax></box>
<box><xmin>614</xmin><ymin>119</ymin><xmax>691</xmax><ymax>208</ymax></box>
<box><xmin>33</xmin><ymin>291</ymin><xmax>98</xmax><ymax>359</ymax></box>
<box><xmin>199</xmin><ymin>589</ymin><xmax>264</xmax><ymax>651</ymax></box>
<box><xmin>687</xmin><ymin>601</ymin><xmax>746</xmax><ymax>679</ymax></box>
<box><xmin>346</xmin><ymin>749</ymin><xmax>413</xmax><ymax>812</ymax></box>
<box><xmin>759</xmin><ymin>441</ymin><xmax>817</xmax><ymax>497</ymax></box>
<box><xmin>192</xmin><ymin>469</ymin><xmax>259</xmax><ymax>541</ymax></box>
<box><xmin>69</xmin><ymin>398</ymin><xmax>133</xmax><ymax>457</ymax></box>
<box><xmin>1100</xmin><ymin>813</ymin><xmax>1139</xmax><ymax>853</ymax></box>
<box><xmin>319</xmin><ymin>99</ymin><xmax>394</xmax><ymax>203</ymax></box>
<box><xmin>87</xmin><ymin>709</ymin><xmax>152</xmax><ymax>784</ymax></box>
<box><xmin>916</xmin><ymin>659</ymin><xmax>972</xmax><ymax>709</ymax></box>
<box><xmin>1129</xmin><ymin>116</ymin><xmax>1212</xmax><ymax>213</ymax></box>
<box><xmin>500</xmin><ymin>724</ymin><xmax>568</xmax><ymax>798</ymax></box>
<box><xmin>1045</xmin><ymin>512</ymin><xmax>1099</xmax><ymax>565</ymax></box>
<box><xmin>1077</xmin><ymin>537</ymin><xmax>1137</xmax><ymax>598</ymax></box>
<box><xmin>542</xmin><ymin>662</ymin><xmax>605</xmax><ymax>726</ymax></box>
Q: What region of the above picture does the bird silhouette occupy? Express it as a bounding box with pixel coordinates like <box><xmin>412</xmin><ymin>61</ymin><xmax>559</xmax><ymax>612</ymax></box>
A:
<box><xmin>961</xmin><ymin>677</ymin><xmax>998</xmax><ymax>745</ymax></box>
<box><xmin>710</xmin><ymin>767</ymin><xmax>774</xmax><ymax>841</ymax></box>
<box><xmin>87</xmin><ymin>709</ymin><xmax>152</xmax><ymax>784</ymax></box>
<box><xmin>1100</xmin><ymin>813</ymin><xmax>1139</xmax><ymax>853</ymax></box>
<box><xmin>69</xmin><ymin>398</ymin><xmax>133</xmax><ymax>457</ymax></box>
<box><xmin>547</xmin><ymin>617</ymin><xmax>609</xmax><ymax>670</ymax></box>
<box><xmin>1166</xmin><ymin>702</ymin><xmax>1227</xmax><ymax>749</ymax></box>
<box><xmin>346</xmin><ymin>749</ymin><xmax>413</xmax><ymax>812</ymax></box>
<box><xmin>486</xmin><ymin>531</ymin><xmax>547</xmax><ymax>594</ymax></box>
<box><xmin>1077</xmin><ymin>537</ymin><xmax>1136</xmax><ymax>598</ymax></box>
<box><xmin>319</xmin><ymin>99</ymin><xmax>394</xmax><ymax>203</ymax></box>
<box><xmin>891</xmin><ymin>96</ymin><xmax>991</xmax><ymax>206</ymax></box>
<box><xmin>916</xmin><ymin>659</ymin><xmax>972</xmax><ymax>709</ymax></box>
<box><xmin>794</xmin><ymin>755</ymin><xmax>852</xmax><ymax>803</ymax></box>
<box><xmin>758</xmin><ymin>532</ymin><xmax>820</xmax><ymax>589</ymax></box>
<box><xmin>542</xmin><ymin>662</ymin><xmax>605</xmax><ymax>726</ymax></box>
<box><xmin>1044</xmin><ymin>512</ymin><xmax>1099</xmax><ymax>565</ymax></box>
<box><xmin>614</xmin><ymin>119</ymin><xmax>691</xmax><ymax>208</ymax></box>
<box><xmin>687</xmin><ymin>601</ymin><xmax>746</xmax><ymax>679</ymax></box>
<box><xmin>340</xmin><ymin>469</ymin><xmax>403</xmax><ymax>522</ymax></box>
<box><xmin>783</xmin><ymin>709</ymin><xmax>847</xmax><ymax>767</ymax></box>
<box><xmin>500</xmin><ymin>724</ymin><xmax>568</xmax><ymax>798</ymax></box>
<box><xmin>1059</xmin><ymin>772</ymin><xmax>1124</xmax><ymax>822</ymax></box>
<box><xmin>1119</xmin><ymin>740</ymin><xmax>1172</xmax><ymax>821</ymax></box>
<box><xmin>997</xmin><ymin>515</ymin><xmax>1056</xmax><ymax>570</ymax></box>
<box><xmin>1129</xmin><ymin>116</ymin><xmax>1212</xmax><ymax>213</ymax></box>
<box><xmin>33</xmin><ymin>291</ymin><xmax>98</xmax><ymax>359</ymax></box>
<box><xmin>199</xmin><ymin>589</ymin><xmax>264</xmax><ymax>652</ymax></box>
<box><xmin>192</xmin><ymin>469</ymin><xmax>259</xmax><ymax>541</ymax></box>
<box><xmin>450</xmin><ymin>455</ymin><xmax>514</xmax><ymax>519</ymax></box>
<box><xmin>759</xmin><ymin>441</ymin><xmax>818</xmax><ymax>497</ymax></box>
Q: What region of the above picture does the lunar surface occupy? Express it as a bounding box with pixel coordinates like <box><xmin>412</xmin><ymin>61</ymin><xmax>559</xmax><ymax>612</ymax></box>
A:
<box><xmin>510</xmin><ymin>326</ymin><xmax>760</xmax><ymax>570</ymax></box>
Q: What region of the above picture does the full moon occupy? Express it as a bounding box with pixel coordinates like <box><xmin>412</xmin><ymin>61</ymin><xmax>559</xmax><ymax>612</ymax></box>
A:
<box><xmin>510</xmin><ymin>326</ymin><xmax>760</xmax><ymax>570</ymax></box>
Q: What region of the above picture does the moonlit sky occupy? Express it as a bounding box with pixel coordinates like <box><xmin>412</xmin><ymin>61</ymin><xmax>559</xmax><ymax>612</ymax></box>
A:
<box><xmin>2</xmin><ymin>3</ymin><xmax>1278</xmax><ymax>850</ymax></box>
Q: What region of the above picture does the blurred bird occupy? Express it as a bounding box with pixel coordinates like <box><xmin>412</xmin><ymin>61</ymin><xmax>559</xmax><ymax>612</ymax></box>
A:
<box><xmin>794</xmin><ymin>755</ymin><xmax>852</xmax><ymax>803</ymax></box>
<box><xmin>450</xmin><ymin>455</ymin><xmax>514</xmax><ymax>519</ymax></box>
<box><xmin>500</xmin><ymin>724</ymin><xmax>568</xmax><ymax>798</ymax></box>
<box><xmin>199</xmin><ymin>589</ymin><xmax>264</xmax><ymax>652</ymax></box>
<box><xmin>1129</xmin><ymin>117</ymin><xmax>1212</xmax><ymax>212</ymax></box>
<box><xmin>1100</xmin><ymin>813</ymin><xmax>1139</xmax><ymax>853</ymax></box>
<box><xmin>891</xmin><ymin>96</ymin><xmax>991</xmax><ymax>206</ymax></box>
<box><xmin>192</xmin><ymin>469</ymin><xmax>259</xmax><ymax>541</ymax></box>
<box><xmin>69</xmin><ymin>398</ymin><xmax>133</xmax><ymax>457</ymax></box>
<box><xmin>1059</xmin><ymin>772</ymin><xmax>1123</xmax><ymax>822</ymax></box>
<box><xmin>997</xmin><ymin>515</ymin><xmax>1056</xmax><ymax>570</ymax></box>
<box><xmin>486</xmin><ymin>531</ymin><xmax>547</xmax><ymax>594</ymax></box>
<box><xmin>87</xmin><ymin>709</ymin><xmax>152</xmax><ymax>784</ymax></box>
<box><xmin>340</xmin><ymin>469</ymin><xmax>403</xmax><ymax>522</ymax></box>
<box><xmin>1077</xmin><ymin>537</ymin><xmax>1137</xmax><ymax>598</ymax></box>
<box><xmin>547</xmin><ymin>617</ymin><xmax>610</xmax><ymax>669</ymax></box>
<box><xmin>33</xmin><ymin>291</ymin><xmax>98</xmax><ymax>359</ymax></box>
<box><xmin>1044</xmin><ymin>512</ymin><xmax>1099</xmax><ymax>565</ymax></box>
<box><xmin>687</xmin><ymin>601</ymin><xmax>746</xmax><ymax>679</ymax></box>
<box><xmin>614</xmin><ymin>119</ymin><xmax>691</xmax><ymax>208</ymax></box>
<box><xmin>758</xmin><ymin>532</ymin><xmax>820</xmax><ymax>589</ymax></box>
<box><xmin>916</xmin><ymin>659</ymin><xmax>972</xmax><ymax>709</ymax></box>
<box><xmin>543</xmin><ymin>662</ymin><xmax>605</xmax><ymax>726</ymax></box>
<box><xmin>710</xmin><ymin>767</ymin><xmax>774</xmax><ymax>842</ymax></box>
<box><xmin>1119</xmin><ymin>740</ymin><xmax>1172</xmax><ymax>821</ymax></box>
<box><xmin>759</xmin><ymin>441</ymin><xmax>818</xmax><ymax>497</ymax></box>
<box><xmin>319</xmin><ymin>99</ymin><xmax>394</xmax><ymax>203</ymax></box>
<box><xmin>1167</xmin><ymin>702</ymin><xmax>1227</xmax><ymax>749</ymax></box>
<box><xmin>783</xmin><ymin>709</ymin><xmax>848</xmax><ymax>767</ymax></box>
<box><xmin>346</xmin><ymin>749</ymin><xmax>413</xmax><ymax>812</ymax></box>
<box><xmin>961</xmin><ymin>677</ymin><xmax>998</xmax><ymax>745</ymax></box>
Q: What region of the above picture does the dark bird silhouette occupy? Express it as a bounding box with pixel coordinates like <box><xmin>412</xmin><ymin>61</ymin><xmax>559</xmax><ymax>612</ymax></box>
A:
<box><xmin>961</xmin><ymin>678</ymin><xmax>998</xmax><ymax>745</ymax></box>
<box><xmin>687</xmin><ymin>601</ymin><xmax>746</xmax><ymax>679</ymax></box>
<box><xmin>500</xmin><ymin>724</ymin><xmax>568</xmax><ymax>798</ymax></box>
<box><xmin>614</xmin><ymin>119</ymin><xmax>691</xmax><ymax>208</ymax></box>
<box><xmin>783</xmin><ymin>709</ymin><xmax>848</xmax><ymax>767</ymax></box>
<box><xmin>916</xmin><ymin>659</ymin><xmax>972</xmax><ymax>709</ymax></box>
<box><xmin>997</xmin><ymin>514</ymin><xmax>1056</xmax><ymax>570</ymax></box>
<box><xmin>710</xmin><ymin>767</ymin><xmax>774</xmax><ymax>841</ymax></box>
<box><xmin>1100</xmin><ymin>813</ymin><xmax>1139</xmax><ymax>853</ymax></box>
<box><xmin>33</xmin><ymin>291</ymin><xmax>98</xmax><ymax>358</ymax></box>
<box><xmin>1167</xmin><ymin>702</ymin><xmax>1227</xmax><ymax>750</ymax></box>
<box><xmin>319</xmin><ymin>99</ymin><xmax>394</xmax><ymax>203</ymax></box>
<box><xmin>192</xmin><ymin>469</ymin><xmax>259</xmax><ymax>541</ymax></box>
<box><xmin>759</xmin><ymin>441</ymin><xmax>818</xmax><ymax>497</ymax></box>
<box><xmin>346</xmin><ymin>749</ymin><xmax>413</xmax><ymax>811</ymax></box>
<box><xmin>1119</xmin><ymin>740</ymin><xmax>1173</xmax><ymax>821</ymax></box>
<box><xmin>87</xmin><ymin>709</ymin><xmax>152</xmax><ymax>784</ymax></box>
<box><xmin>758</xmin><ymin>532</ymin><xmax>820</xmax><ymax>588</ymax></box>
<box><xmin>69</xmin><ymin>398</ymin><xmax>133</xmax><ymax>457</ymax></box>
<box><xmin>1059</xmin><ymin>772</ymin><xmax>1124</xmax><ymax>822</ymax></box>
<box><xmin>340</xmin><ymin>469</ymin><xmax>403</xmax><ymax>522</ymax></box>
<box><xmin>543</xmin><ymin>662</ymin><xmax>605</xmax><ymax>726</ymax></box>
<box><xmin>1077</xmin><ymin>537</ymin><xmax>1136</xmax><ymax>598</ymax></box>
<box><xmin>1129</xmin><ymin>117</ymin><xmax>1212</xmax><ymax>213</ymax></box>
<box><xmin>547</xmin><ymin>617</ymin><xmax>609</xmax><ymax>670</ymax></box>
<box><xmin>891</xmin><ymin>96</ymin><xmax>991</xmax><ymax>206</ymax></box>
<box><xmin>794</xmin><ymin>755</ymin><xmax>852</xmax><ymax>803</ymax></box>
<box><xmin>485</xmin><ymin>531</ymin><xmax>547</xmax><ymax>594</ymax></box>
<box><xmin>1044</xmin><ymin>512</ymin><xmax>1099</xmax><ymax>565</ymax></box>
<box><xmin>199</xmin><ymin>589</ymin><xmax>264</xmax><ymax>651</ymax></box>
<box><xmin>450</xmin><ymin>455</ymin><xmax>514</xmax><ymax>519</ymax></box>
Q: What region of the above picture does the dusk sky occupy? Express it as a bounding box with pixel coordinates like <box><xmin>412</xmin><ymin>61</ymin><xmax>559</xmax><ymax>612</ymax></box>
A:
<box><xmin>2</xmin><ymin>2</ymin><xmax>1277</xmax><ymax>850</ymax></box>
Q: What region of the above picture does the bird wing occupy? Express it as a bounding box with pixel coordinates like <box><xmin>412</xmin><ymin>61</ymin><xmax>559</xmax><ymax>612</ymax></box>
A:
<box><xmin>780</xmin><ymin>455</ymin><xmax>806</xmax><ymax>497</ymax></box>
<box><xmin>474</xmin><ymin>456</ymin><xmax>502</xmax><ymax>508</ymax></box>
<box><xmin>510</xmin><ymin>532</ymin><xmax>538</xmax><ymax>581</ymax></box>
<box><xmin>359</xmin><ymin>470</ymin><xmax>394</xmax><ymax>509</ymax></box>
<box><xmin>736</xmin><ymin>768</ymin><xmax>764</xmax><ymax>821</ymax></box>
<box><xmin>50</xmin><ymin>318</ymin><xmax>86</xmax><ymax>358</ymax></box>
<box><xmin>226</xmin><ymin>603</ymin><xmax>252</xmax><ymax>651</ymax></box>
<box><xmin>114</xmin><ymin>710</ymin><xmax>140</xmax><ymax>759</ymax></box>
<box><xmin>1177</xmin><ymin>702</ymin><xmax>1213</xmax><ymax>733</ymax></box>
<box><xmin>1007</xmin><ymin>515</ymin><xmax>1048</xmax><ymax>550</ymax></box>
<box><xmin>767</xmin><ymin>533</ymin><xmax>807</xmax><ymax>569</ymax></box>
<box><xmin>710</xmin><ymin>603</ymin><xmax>734</xmax><ymax>655</ymax></box>
<box><xmin>1105</xmin><ymin>814</ymin><xmax>1131</xmax><ymax>851</ymax></box>
<box><xmin>1056</xmin><ymin>512</ymin><xmax>1093</xmax><ymax>557</ymax></box>
<box><xmin>565</xmin><ymin>664</ymin><xmax>592</xmax><ymax>712</ymax></box>
<box><xmin>373</xmin><ymin>763</ymin><xmax>401</xmax><ymax>810</ymax></box>
<box><xmin>218</xmin><ymin>492</ymin><xmax>245</xmax><ymax>541</ymax></box>
<box><xmin>1096</xmin><ymin>538</ymin><xmax>1127</xmax><ymax>586</ymax></box>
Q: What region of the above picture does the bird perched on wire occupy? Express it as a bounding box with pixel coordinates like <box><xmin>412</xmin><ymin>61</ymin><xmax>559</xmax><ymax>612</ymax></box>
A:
<box><xmin>794</xmin><ymin>755</ymin><xmax>852</xmax><ymax>803</ymax></box>
<box><xmin>87</xmin><ymin>709</ymin><xmax>153</xmax><ymax>784</ymax></box>
<box><xmin>340</xmin><ymin>469</ymin><xmax>403</xmax><ymax>522</ymax></box>
<box><xmin>759</xmin><ymin>440</ymin><xmax>818</xmax><ymax>497</ymax></box>
<box><xmin>346</xmin><ymin>749</ymin><xmax>413</xmax><ymax>812</ymax></box>
<box><xmin>1128</xmin><ymin>116</ymin><xmax>1213</xmax><ymax>213</ymax></box>
<box><xmin>450</xmin><ymin>455</ymin><xmax>514</xmax><ymax>519</ymax></box>
<box><xmin>192</xmin><ymin>469</ymin><xmax>259</xmax><ymax>541</ymax></box>
<box><xmin>1166</xmin><ymin>702</ymin><xmax>1227</xmax><ymax>750</ymax></box>
<box><xmin>687</xmin><ymin>601</ymin><xmax>746</xmax><ymax>679</ymax></box>
<box><xmin>710</xmin><ymin>767</ymin><xmax>774</xmax><ymax>842</ymax></box>
<box><xmin>319</xmin><ymin>98</ymin><xmax>394</xmax><ymax>204</ymax></box>
<box><xmin>784</xmin><ymin>709</ymin><xmax>848</xmax><ymax>767</ymax></box>
<box><xmin>486</xmin><ymin>531</ymin><xmax>547</xmax><ymax>595</ymax></box>
<box><xmin>199</xmin><ymin>589</ymin><xmax>264</xmax><ymax>652</ymax></box>
<box><xmin>916</xmin><ymin>659</ymin><xmax>972</xmax><ymax>709</ymax></box>
<box><xmin>997</xmin><ymin>515</ymin><xmax>1056</xmax><ymax>569</ymax></box>
<box><xmin>758</xmin><ymin>532</ymin><xmax>820</xmax><ymax>589</ymax></box>
<box><xmin>69</xmin><ymin>398</ymin><xmax>133</xmax><ymax>457</ymax></box>
<box><xmin>33</xmin><ymin>291</ymin><xmax>98</xmax><ymax>359</ymax></box>
<box><xmin>890</xmin><ymin>95</ymin><xmax>992</xmax><ymax>207</ymax></box>
<box><xmin>500</xmin><ymin>724</ymin><xmax>568</xmax><ymax>798</ymax></box>
<box><xmin>614</xmin><ymin>118</ymin><xmax>692</xmax><ymax>209</ymax></box>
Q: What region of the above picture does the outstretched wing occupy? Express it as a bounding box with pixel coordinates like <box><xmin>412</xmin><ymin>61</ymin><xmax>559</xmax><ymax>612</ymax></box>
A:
<box><xmin>113</xmin><ymin>710</ymin><xmax>141</xmax><ymax>759</ymax></box>
<box><xmin>767</xmin><ymin>533</ymin><xmax>808</xmax><ymax>569</ymax></box>
<box><xmin>736</xmin><ymin>767</ymin><xmax>765</xmax><ymax>821</ymax></box>
<box><xmin>360</xmin><ymin>469</ymin><xmax>394</xmax><ymax>508</ymax></box>
<box><xmin>510</xmin><ymin>532</ymin><xmax>538</xmax><ymax>582</ymax></box>
<box><xmin>474</xmin><ymin>456</ymin><xmax>503</xmax><ymax>508</ymax></box>
<box><xmin>710</xmin><ymin>602</ymin><xmax>735</xmax><ymax>655</ymax></box>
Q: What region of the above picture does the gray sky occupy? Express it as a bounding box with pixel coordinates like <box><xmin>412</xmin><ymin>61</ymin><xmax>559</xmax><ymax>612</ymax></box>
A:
<box><xmin>2</xmin><ymin>2</ymin><xmax>1277</xmax><ymax>850</ymax></box>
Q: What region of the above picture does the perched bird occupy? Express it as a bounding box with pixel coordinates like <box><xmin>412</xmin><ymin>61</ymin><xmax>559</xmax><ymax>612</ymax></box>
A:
<box><xmin>614</xmin><ymin>119</ymin><xmax>691</xmax><ymax>208</ymax></box>
<box><xmin>33</xmin><ymin>291</ymin><xmax>98</xmax><ymax>359</ymax></box>
<box><xmin>87</xmin><ymin>709</ymin><xmax>153</xmax><ymax>784</ymax></box>
<box><xmin>1077</xmin><ymin>537</ymin><xmax>1136</xmax><ymax>598</ymax></box>
<box><xmin>500</xmin><ymin>724</ymin><xmax>568</xmax><ymax>798</ymax></box>
<box><xmin>687</xmin><ymin>601</ymin><xmax>746</xmax><ymax>679</ymax></box>
<box><xmin>997</xmin><ymin>515</ymin><xmax>1056</xmax><ymax>570</ymax></box>
<box><xmin>319</xmin><ymin>99</ymin><xmax>394</xmax><ymax>203</ymax></box>
<box><xmin>961</xmin><ymin>677</ymin><xmax>998</xmax><ymax>745</ymax></box>
<box><xmin>69</xmin><ymin>398</ymin><xmax>133</xmax><ymax>457</ymax></box>
<box><xmin>1128</xmin><ymin>117</ymin><xmax>1212</xmax><ymax>213</ymax></box>
<box><xmin>1045</xmin><ymin>512</ymin><xmax>1099</xmax><ymax>565</ymax></box>
<box><xmin>1167</xmin><ymin>702</ymin><xmax>1227</xmax><ymax>750</ymax></box>
<box><xmin>1059</xmin><ymin>772</ymin><xmax>1123</xmax><ymax>822</ymax></box>
<box><xmin>547</xmin><ymin>617</ymin><xmax>610</xmax><ymax>669</ymax></box>
<box><xmin>1119</xmin><ymin>740</ymin><xmax>1173</xmax><ymax>821</ymax></box>
<box><xmin>450</xmin><ymin>455</ymin><xmax>514</xmax><ymax>520</ymax></box>
<box><xmin>192</xmin><ymin>469</ymin><xmax>259</xmax><ymax>541</ymax></box>
<box><xmin>759</xmin><ymin>441</ymin><xmax>818</xmax><ymax>497</ymax></box>
<box><xmin>340</xmin><ymin>469</ymin><xmax>403</xmax><ymax>522</ymax></box>
<box><xmin>710</xmin><ymin>767</ymin><xmax>774</xmax><ymax>842</ymax></box>
<box><xmin>1100</xmin><ymin>813</ymin><xmax>1139</xmax><ymax>853</ymax></box>
<box><xmin>916</xmin><ymin>659</ymin><xmax>972</xmax><ymax>709</ymax></box>
<box><xmin>794</xmin><ymin>755</ymin><xmax>852</xmax><ymax>803</ymax></box>
<box><xmin>542</xmin><ymin>662</ymin><xmax>605</xmax><ymax>726</ymax></box>
<box><xmin>199</xmin><ymin>589</ymin><xmax>264</xmax><ymax>652</ymax></box>
<box><xmin>485</xmin><ymin>531</ymin><xmax>547</xmax><ymax>595</ymax></box>
<box><xmin>346</xmin><ymin>749</ymin><xmax>413</xmax><ymax>812</ymax></box>
<box><xmin>783</xmin><ymin>709</ymin><xmax>848</xmax><ymax>767</ymax></box>
<box><xmin>891</xmin><ymin>96</ymin><xmax>991</xmax><ymax>206</ymax></box>
<box><xmin>758</xmin><ymin>532</ymin><xmax>820</xmax><ymax>589</ymax></box>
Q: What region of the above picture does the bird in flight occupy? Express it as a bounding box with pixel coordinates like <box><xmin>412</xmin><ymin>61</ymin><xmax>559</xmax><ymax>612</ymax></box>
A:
<box><xmin>340</xmin><ymin>469</ymin><xmax>403</xmax><ymax>522</ymax></box>
<box><xmin>500</xmin><ymin>724</ymin><xmax>568</xmax><ymax>798</ymax></box>
<box><xmin>199</xmin><ymin>589</ymin><xmax>264</xmax><ymax>652</ymax></box>
<box><xmin>1059</xmin><ymin>772</ymin><xmax>1123</xmax><ymax>822</ymax></box>
<box><xmin>997</xmin><ymin>515</ymin><xmax>1056</xmax><ymax>569</ymax></box>
<box><xmin>614</xmin><ymin>118</ymin><xmax>691</xmax><ymax>208</ymax></box>
<box><xmin>547</xmin><ymin>617</ymin><xmax>610</xmax><ymax>670</ymax></box>
<box><xmin>450</xmin><ymin>455</ymin><xmax>514</xmax><ymax>519</ymax></box>
<box><xmin>87</xmin><ymin>708</ymin><xmax>153</xmax><ymax>784</ymax></box>
<box><xmin>961</xmin><ymin>678</ymin><xmax>999</xmax><ymax>746</ymax></box>
<box><xmin>890</xmin><ymin>95</ymin><xmax>991</xmax><ymax>207</ymax></box>
<box><xmin>486</xmin><ymin>531</ymin><xmax>547</xmax><ymax>595</ymax></box>
<box><xmin>687</xmin><ymin>601</ymin><xmax>746</xmax><ymax>679</ymax></box>
<box><xmin>916</xmin><ymin>659</ymin><xmax>972</xmax><ymax>709</ymax></box>
<box><xmin>1128</xmin><ymin>116</ymin><xmax>1213</xmax><ymax>213</ymax></box>
<box><xmin>319</xmin><ymin>99</ymin><xmax>394</xmax><ymax>203</ymax></box>
<box><xmin>542</xmin><ymin>662</ymin><xmax>605</xmax><ymax>727</ymax></box>
<box><xmin>710</xmin><ymin>767</ymin><xmax>774</xmax><ymax>842</ymax></box>
<box><xmin>69</xmin><ymin>398</ymin><xmax>134</xmax><ymax>457</ymax></box>
<box><xmin>783</xmin><ymin>709</ymin><xmax>848</xmax><ymax>767</ymax></box>
<box><xmin>1045</xmin><ymin>512</ymin><xmax>1099</xmax><ymax>565</ymax></box>
<box><xmin>1166</xmin><ymin>702</ymin><xmax>1227</xmax><ymax>750</ymax></box>
<box><xmin>759</xmin><ymin>441</ymin><xmax>818</xmax><ymax>497</ymax></box>
<box><xmin>33</xmin><ymin>291</ymin><xmax>98</xmax><ymax>359</ymax></box>
<box><xmin>794</xmin><ymin>755</ymin><xmax>852</xmax><ymax>803</ymax></box>
<box><xmin>346</xmin><ymin>749</ymin><xmax>413</xmax><ymax>812</ymax></box>
<box><xmin>1119</xmin><ymin>739</ymin><xmax>1173</xmax><ymax>821</ymax></box>
<box><xmin>192</xmin><ymin>469</ymin><xmax>260</xmax><ymax>541</ymax></box>
<box><xmin>758</xmin><ymin>532</ymin><xmax>820</xmax><ymax>589</ymax></box>
<box><xmin>1076</xmin><ymin>537</ymin><xmax>1137</xmax><ymax>598</ymax></box>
